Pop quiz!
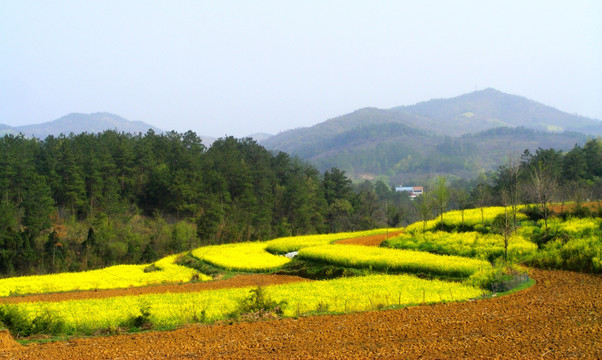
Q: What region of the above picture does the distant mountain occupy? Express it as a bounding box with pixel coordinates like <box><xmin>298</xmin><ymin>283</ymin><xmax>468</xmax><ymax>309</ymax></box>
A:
<box><xmin>199</xmin><ymin>136</ymin><xmax>217</xmax><ymax>147</ymax></box>
<box><xmin>262</xmin><ymin>107</ymin><xmax>426</xmax><ymax>154</ymax></box>
<box><xmin>391</xmin><ymin>88</ymin><xmax>602</xmax><ymax>136</ymax></box>
<box><xmin>246</xmin><ymin>133</ymin><xmax>274</xmax><ymax>142</ymax></box>
<box><xmin>0</xmin><ymin>123</ymin><xmax>19</xmax><ymax>136</ymax></box>
<box><xmin>262</xmin><ymin>89</ymin><xmax>600</xmax><ymax>182</ymax></box>
<box><xmin>0</xmin><ymin>112</ymin><xmax>162</xmax><ymax>138</ymax></box>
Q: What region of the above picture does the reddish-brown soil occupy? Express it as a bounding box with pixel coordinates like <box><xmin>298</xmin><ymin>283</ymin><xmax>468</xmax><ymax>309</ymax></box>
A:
<box><xmin>2</xmin><ymin>268</ymin><xmax>600</xmax><ymax>359</ymax></box>
<box><xmin>548</xmin><ymin>201</ymin><xmax>601</xmax><ymax>214</ymax></box>
<box><xmin>0</xmin><ymin>331</ymin><xmax>22</xmax><ymax>353</ymax></box>
<box><xmin>335</xmin><ymin>230</ymin><xmax>404</xmax><ymax>246</ymax></box>
<box><xmin>0</xmin><ymin>275</ymin><xmax>309</xmax><ymax>304</ymax></box>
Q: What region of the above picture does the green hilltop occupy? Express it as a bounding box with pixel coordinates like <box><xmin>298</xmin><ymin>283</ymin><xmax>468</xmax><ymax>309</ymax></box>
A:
<box><xmin>262</xmin><ymin>88</ymin><xmax>600</xmax><ymax>182</ymax></box>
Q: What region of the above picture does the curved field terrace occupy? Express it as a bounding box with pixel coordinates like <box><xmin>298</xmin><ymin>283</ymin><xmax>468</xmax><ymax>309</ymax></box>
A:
<box><xmin>1</xmin><ymin>269</ymin><xmax>600</xmax><ymax>359</ymax></box>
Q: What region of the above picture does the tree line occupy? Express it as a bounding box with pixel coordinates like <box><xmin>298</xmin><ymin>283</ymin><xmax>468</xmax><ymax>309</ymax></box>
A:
<box><xmin>0</xmin><ymin>130</ymin><xmax>413</xmax><ymax>276</ymax></box>
<box><xmin>417</xmin><ymin>138</ymin><xmax>602</xmax><ymax>243</ymax></box>
<box><xmin>0</xmin><ymin>130</ymin><xmax>600</xmax><ymax>276</ymax></box>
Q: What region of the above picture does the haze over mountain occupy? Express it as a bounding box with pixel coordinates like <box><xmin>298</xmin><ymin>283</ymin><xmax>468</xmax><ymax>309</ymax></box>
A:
<box><xmin>262</xmin><ymin>88</ymin><xmax>600</xmax><ymax>182</ymax></box>
<box><xmin>2</xmin><ymin>88</ymin><xmax>599</xmax><ymax>184</ymax></box>
<box><xmin>391</xmin><ymin>88</ymin><xmax>602</xmax><ymax>136</ymax></box>
<box><xmin>0</xmin><ymin>112</ymin><xmax>162</xmax><ymax>139</ymax></box>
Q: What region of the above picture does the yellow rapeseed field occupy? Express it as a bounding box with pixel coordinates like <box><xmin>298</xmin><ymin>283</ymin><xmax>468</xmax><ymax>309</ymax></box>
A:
<box><xmin>189</xmin><ymin>228</ymin><xmax>401</xmax><ymax>271</ymax></box>
<box><xmin>406</xmin><ymin>206</ymin><xmax>527</xmax><ymax>233</ymax></box>
<box><xmin>298</xmin><ymin>244</ymin><xmax>490</xmax><ymax>278</ymax></box>
<box><xmin>385</xmin><ymin>231</ymin><xmax>537</xmax><ymax>261</ymax></box>
<box><xmin>191</xmin><ymin>242</ymin><xmax>290</xmax><ymax>271</ymax></box>
<box><xmin>265</xmin><ymin>228</ymin><xmax>399</xmax><ymax>253</ymax></box>
<box><xmin>0</xmin><ymin>254</ymin><xmax>208</xmax><ymax>297</ymax></box>
<box><xmin>0</xmin><ymin>274</ymin><xmax>484</xmax><ymax>335</ymax></box>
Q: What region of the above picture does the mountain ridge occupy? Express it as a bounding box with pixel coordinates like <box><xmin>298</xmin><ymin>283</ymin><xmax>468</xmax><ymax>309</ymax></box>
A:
<box><xmin>261</xmin><ymin>88</ymin><xmax>600</xmax><ymax>181</ymax></box>
<box><xmin>264</xmin><ymin>88</ymin><xmax>601</xmax><ymax>151</ymax></box>
<box><xmin>390</xmin><ymin>88</ymin><xmax>602</xmax><ymax>136</ymax></box>
<box><xmin>0</xmin><ymin>112</ymin><xmax>162</xmax><ymax>138</ymax></box>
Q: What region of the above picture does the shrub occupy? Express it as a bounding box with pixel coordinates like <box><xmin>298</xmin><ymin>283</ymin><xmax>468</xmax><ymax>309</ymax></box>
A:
<box><xmin>520</xmin><ymin>205</ymin><xmax>544</xmax><ymax>221</ymax></box>
<box><xmin>121</xmin><ymin>302</ymin><xmax>153</xmax><ymax>330</ymax></box>
<box><xmin>526</xmin><ymin>236</ymin><xmax>602</xmax><ymax>272</ymax></box>
<box><xmin>465</xmin><ymin>262</ymin><xmax>529</xmax><ymax>291</ymax></box>
<box><xmin>229</xmin><ymin>286</ymin><xmax>286</xmax><ymax>320</ymax></box>
<box><xmin>0</xmin><ymin>305</ymin><xmax>66</xmax><ymax>337</ymax></box>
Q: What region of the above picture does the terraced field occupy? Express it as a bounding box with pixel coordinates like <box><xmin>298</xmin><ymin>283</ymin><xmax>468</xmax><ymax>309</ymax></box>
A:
<box><xmin>1</xmin><ymin>210</ymin><xmax>600</xmax><ymax>358</ymax></box>
<box><xmin>2</xmin><ymin>269</ymin><xmax>600</xmax><ymax>359</ymax></box>
<box><xmin>0</xmin><ymin>274</ymin><xmax>308</xmax><ymax>304</ymax></box>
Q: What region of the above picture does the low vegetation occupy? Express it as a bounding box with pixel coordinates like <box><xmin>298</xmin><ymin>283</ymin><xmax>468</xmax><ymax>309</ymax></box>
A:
<box><xmin>0</xmin><ymin>274</ymin><xmax>484</xmax><ymax>337</ymax></box>
<box><xmin>191</xmin><ymin>242</ymin><xmax>290</xmax><ymax>272</ymax></box>
<box><xmin>383</xmin><ymin>231</ymin><xmax>537</xmax><ymax>262</ymax></box>
<box><xmin>0</xmin><ymin>254</ymin><xmax>207</xmax><ymax>297</ymax></box>
<box><xmin>265</xmin><ymin>228</ymin><xmax>397</xmax><ymax>254</ymax></box>
<box><xmin>297</xmin><ymin>245</ymin><xmax>490</xmax><ymax>278</ymax></box>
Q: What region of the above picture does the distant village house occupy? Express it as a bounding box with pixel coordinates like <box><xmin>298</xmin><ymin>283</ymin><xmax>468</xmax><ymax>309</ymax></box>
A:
<box><xmin>394</xmin><ymin>185</ymin><xmax>423</xmax><ymax>199</ymax></box>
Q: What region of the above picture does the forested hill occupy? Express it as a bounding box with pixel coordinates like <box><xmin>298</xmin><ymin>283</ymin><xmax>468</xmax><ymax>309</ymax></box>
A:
<box><xmin>0</xmin><ymin>112</ymin><xmax>162</xmax><ymax>138</ymax></box>
<box><xmin>0</xmin><ymin>131</ymin><xmax>389</xmax><ymax>275</ymax></box>
<box><xmin>262</xmin><ymin>89</ymin><xmax>601</xmax><ymax>182</ymax></box>
<box><xmin>307</xmin><ymin>126</ymin><xmax>588</xmax><ymax>181</ymax></box>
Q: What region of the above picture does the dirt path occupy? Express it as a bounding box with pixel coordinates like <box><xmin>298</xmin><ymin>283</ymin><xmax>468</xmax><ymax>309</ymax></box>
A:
<box><xmin>0</xmin><ymin>275</ymin><xmax>308</xmax><ymax>304</ymax></box>
<box><xmin>335</xmin><ymin>230</ymin><xmax>403</xmax><ymax>246</ymax></box>
<box><xmin>3</xmin><ymin>269</ymin><xmax>600</xmax><ymax>359</ymax></box>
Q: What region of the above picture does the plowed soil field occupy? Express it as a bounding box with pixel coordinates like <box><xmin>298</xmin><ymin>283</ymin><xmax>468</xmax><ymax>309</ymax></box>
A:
<box><xmin>335</xmin><ymin>230</ymin><xmax>404</xmax><ymax>246</ymax></box>
<box><xmin>2</xmin><ymin>268</ymin><xmax>600</xmax><ymax>359</ymax></box>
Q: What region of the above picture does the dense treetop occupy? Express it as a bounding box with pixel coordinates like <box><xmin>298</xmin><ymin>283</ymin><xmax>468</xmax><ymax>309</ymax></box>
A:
<box><xmin>0</xmin><ymin>130</ymin><xmax>600</xmax><ymax>276</ymax></box>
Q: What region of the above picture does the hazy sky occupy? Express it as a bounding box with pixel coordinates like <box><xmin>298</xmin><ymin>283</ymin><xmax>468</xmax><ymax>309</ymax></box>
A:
<box><xmin>1</xmin><ymin>1</ymin><xmax>601</xmax><ymax>137</ymax></box>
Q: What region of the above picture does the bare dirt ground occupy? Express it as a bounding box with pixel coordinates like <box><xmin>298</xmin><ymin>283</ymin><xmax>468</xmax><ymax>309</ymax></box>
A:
<box><xmin>548</xmin><ymin>201</ymin><xmax>601</xmax><ymax>214</ymax></box>
<box><xmin>2</xmin><ymin>269</ymin><xmax>600</xmax><ymax>359</ymax></box>
<box><xmin>0</xmin><ymin>274</ymin><xmax>308</xmax><ymax>304</ymax></box>
<box><xmin>0</xmin><ymin>332</ymin><xmax>22</xmax><ymax>353</ymax></box>
<box><xmin>335</xmin><ymin>230</ymin><xmax>404</xmax><ymax>246</ymax></box>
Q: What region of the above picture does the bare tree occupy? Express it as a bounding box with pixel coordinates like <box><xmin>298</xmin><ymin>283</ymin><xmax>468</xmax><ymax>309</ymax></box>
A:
<box><xmin>531</xmin><ymin>162</ymin><xmax>558</xmax><ymax>232</ymax></box>
<box><xmin>414</xmin><ymin>179</ymin><xmax>434</xmax><ymax>232</ymax></box>
<box><xmin>506</xmin><ymin>154</ymin><xmax>521</xmax><ymax>235</ymax></box>
<box><xmin>453</xmin><ymin>187</ymin><xmax>470</xmax><ymax>227</ymax></box>
<box><xmin>473</xmin><ymin>172</ymin><xmax>491</xmax><ymax>226</ymax></box>
<box><xmin>432</xmin><ymin>176</ymin><xmax>450</xmax><ymax>230</ymax></box>
<box><xmin>494</xmin><ymin>190</ymin><xmax>514</xmax><ymax>261</ymax></box>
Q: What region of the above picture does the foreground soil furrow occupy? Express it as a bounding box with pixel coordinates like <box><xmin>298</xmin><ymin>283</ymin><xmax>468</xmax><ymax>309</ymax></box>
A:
<box><xmin>0</xmin><ymin>275</ymin><xmax>308</xmax><ymax>304</ymax></box>
<box><xmin>2</xmin><ymin>269</ymin><xmax>600</xmax><ymax>359</ymax></box>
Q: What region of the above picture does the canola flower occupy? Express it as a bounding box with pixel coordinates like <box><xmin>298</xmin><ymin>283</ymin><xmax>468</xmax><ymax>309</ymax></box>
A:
<box><xmin>553</xmin><ymin>217</ymin><xmax>601</xmax><ymax>236</ymax></box>
<box><xmin>528</xmin><ymin>235</ymin><xmax>602</xmax><ymax>272</ymax></box>
<box><xmin>191</xmin><ymin>242</ymin><xmax>290</xmax><ymax>271</ymax></box>
<box><xmin>189</xmin><ymin>229</ymin><xmax>399</xmax><ymax>271</ymax></box>
<box><xmin>384</xmin><ymin>231</ymin><xmax>537</xmax><ymax>261</ymax></box>
<box><xmin>405</xmin><ymin>206</ymin><xmax>527</xmax><ymax>233</ymax></box>
<box><xmin>0</xmin><ymin>274</ymin><xmax>484</xmax><ymax>335</ymax></box>
<box><xmin>0</xmin><ymin>254</ymin><xmax>208</xmax><ymax>297</ymax></box>
<box><xmin>298</xmin><ymin>244</ymin><xmax>490</xmax><ymax>278</ymax></box>
<box><xmin>265</xmin><ymin>228</ymin><xmax>399</xmax><ymax>254</ymax></box>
